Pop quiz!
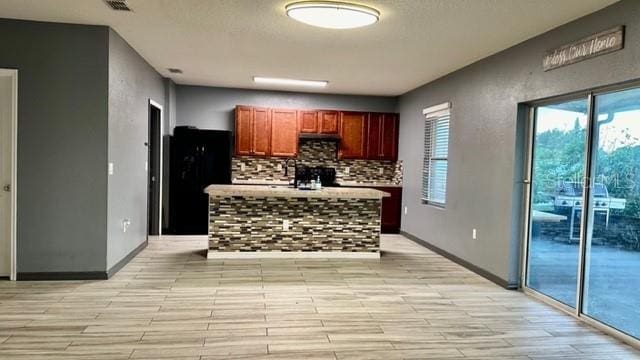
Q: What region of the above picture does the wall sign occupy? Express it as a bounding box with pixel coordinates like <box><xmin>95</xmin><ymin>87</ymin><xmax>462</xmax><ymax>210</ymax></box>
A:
<box><xmin>543</xmin><ymin>26</ymin><xmax>624</xmax><ymax>71</ymax></box>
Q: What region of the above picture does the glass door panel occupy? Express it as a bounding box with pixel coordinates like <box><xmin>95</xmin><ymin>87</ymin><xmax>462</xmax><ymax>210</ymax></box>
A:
<box><xmin>583</xmin><ymin>87</ymin><xmax>640</xmax><ymax>339</ymax></box>
<box><xmin>526</xmin><ymin>98</ymin><xmax>589</xmax><ymax>308</ymax></box>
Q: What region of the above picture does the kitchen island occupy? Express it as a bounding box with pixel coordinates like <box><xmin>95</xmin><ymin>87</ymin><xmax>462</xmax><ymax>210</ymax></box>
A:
<box><xmin>205</xmin><ymin>185</ymin><xmax>388</xmax><ymax>259</ymax></box>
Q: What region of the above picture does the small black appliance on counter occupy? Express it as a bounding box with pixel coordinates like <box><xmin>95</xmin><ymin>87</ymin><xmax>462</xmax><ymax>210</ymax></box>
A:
<box><xmin>295</xmin><ymin>165</ymin><xmax>340</xmax><ymax>187</ymax></box>
<box><xmin>168</xmin><ymin>126</ymin><xmax>232</xmax><ymax>235</ymax></box>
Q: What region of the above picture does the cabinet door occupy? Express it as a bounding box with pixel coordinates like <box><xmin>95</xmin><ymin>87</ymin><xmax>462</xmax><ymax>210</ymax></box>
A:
<box><xmin>252</xmin><ymin>107</ymin><xmax>271</xmax><ymax>156</ymax></box>
<box><xmin>376</xmin><ymin>187</ymin><xmax>402</xmax><ymax>233</ymax></box>
<box><xmin>235</xmin><ymin>106</ymin><xmax>253</xmax><ymax>156</ymax></box>
<box><xmin>298</xmin><ymin>110</ymin><xmax>318</xmax><ymax>133</ymax></box>
<box><xmin>318</xmin><ymin>111</ymin><xmax>339</xmax><ymax>134</ymax></box>
<box><xmin>366</xmin><ymin>113</ymin><xmax>383</xmax><ymax>160</ymax></box>
<box><xmin>380</xmin><ymin>113</ymin><xmax>399</xmax><ymax>161</ymax></box>
<box><xmin>271</xmin><ymin>109</ymin><xmax>298</xmax><ymax>157</ymax></box>
<box><xmin>338</xmin><ymin>112</ymin><xmax>367</xmax><ymax>159</ymax></box>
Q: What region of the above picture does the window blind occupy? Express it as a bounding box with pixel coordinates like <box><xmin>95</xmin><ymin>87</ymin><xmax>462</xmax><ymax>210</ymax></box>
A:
<box><xmin>422</xmin><ymin>103</ymin><xmax>450</xmax><ymax>205</ymax></box>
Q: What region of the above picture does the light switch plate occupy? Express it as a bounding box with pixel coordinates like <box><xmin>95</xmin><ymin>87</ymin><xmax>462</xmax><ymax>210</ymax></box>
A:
<box><xmin>472</xmin><ymin>229</ymin><xmax>477</xmax><ymax>240</ymax></box>
<box><xmin>404</xmin><ymin>206</ymin><xmax>408</xmax><ymax>215</ymax></box>
<box><xmin>379</xmin><ymin>168</ymin><xmax>384</xmax><ymax>175</ymax></box>
<box><xmin>108</xmin><ymin>162</ymin><xmax>114</xmax><ymax>175</ymax></box>
<box><xmin>240</xmin><ymin>163</ymin><xmax>246</xmax><ymax>172</ymax></box>
<box><xmin>257</xmin><ymin>164</ymin><xmax>262</xmax><ymax>172</ymax></box>
<box><xmin>283</xmin><ymin>219</ymin><xmax>290</xmax><ymax>231</ymax></box>
<box><xmin>276</xmin><ymin>164</ymin><xmax>282</xmax><ymax>172</ymax></box>
<box><xmin>344</xmin><ymin>167</ymin><xmax>350</xmax><ymax>175</ymax></box>
<box><xmin>145</xmin><ymin>161</ymin><xmax>148</xmax><ymax>172</ymax></box>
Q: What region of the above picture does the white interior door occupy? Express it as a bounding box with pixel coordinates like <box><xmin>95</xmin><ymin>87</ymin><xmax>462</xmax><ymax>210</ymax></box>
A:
<box><xmin>0</xmin><ymin>74</ymin><xmax>13</xmax><ymax>277</ymax></box>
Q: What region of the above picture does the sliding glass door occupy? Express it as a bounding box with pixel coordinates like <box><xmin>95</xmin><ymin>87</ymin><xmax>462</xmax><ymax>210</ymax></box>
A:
<box><xmin>525</xmin><ymin>85</ymin><xmax>640</xmax><ymax>342</ymax></box>
<box><xmin>526</xmin><ymin>98</ymin><xmax>589</xmax><ymax>308</ymax></box>
<box><xmin>582</xmin><ymin>87</ymin><xmax>640</xmax><ymax>339</ymax></box>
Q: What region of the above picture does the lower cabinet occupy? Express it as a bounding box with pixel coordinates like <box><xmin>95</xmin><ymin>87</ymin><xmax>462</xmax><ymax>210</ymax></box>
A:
<box><xmin>373</xmin><ymin>186</ymin><xmax>402</xmax><ymax>234</ymax></box>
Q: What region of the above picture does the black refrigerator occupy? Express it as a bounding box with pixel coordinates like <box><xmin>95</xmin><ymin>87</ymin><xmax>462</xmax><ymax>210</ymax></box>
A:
<box><xmin>168</xmin><ymin>126</ymin><xmax>232</xmax><ymax>235</ymax></box>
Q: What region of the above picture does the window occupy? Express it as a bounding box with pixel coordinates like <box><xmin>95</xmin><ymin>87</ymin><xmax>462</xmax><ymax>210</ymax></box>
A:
<box><xmin>422</xmin><ymin>102</ymin><xmax>451</xmax><ymax>206</ymax></box>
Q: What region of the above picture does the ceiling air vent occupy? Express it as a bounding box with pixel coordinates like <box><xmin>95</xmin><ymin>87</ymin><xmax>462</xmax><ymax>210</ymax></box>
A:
<box><xmin>104</xmin><ymin>0</ymin><xmax>131</xmax><ymax>11</ymax></box>
<box><xmin>168</xmin><ymin>68</ymin><xmax>183</xmax><ymax>74</ymax></box>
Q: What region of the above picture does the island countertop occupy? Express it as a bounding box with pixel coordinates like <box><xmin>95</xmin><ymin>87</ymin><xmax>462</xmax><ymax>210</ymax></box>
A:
<box><xmin>205</xmin><ymin>184</ymin><xmax>389</xmax><ymax>199</ymax></box>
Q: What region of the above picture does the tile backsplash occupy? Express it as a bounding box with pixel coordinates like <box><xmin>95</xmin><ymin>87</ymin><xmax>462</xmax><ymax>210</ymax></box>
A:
<box><xmin>232</xmin><ymin>139</ymin><xmax>403</xmax><ymax>184</ymax></box>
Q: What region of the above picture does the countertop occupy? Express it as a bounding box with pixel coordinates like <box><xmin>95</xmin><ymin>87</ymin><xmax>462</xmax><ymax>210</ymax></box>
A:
<box><xmin>338</xmin><ymin>182</ymin><xmax>403</xmax><ymax>188</ymax></box>
<box><xmin>232</xmin><ymin>179</ymin><xmax>402</xmax><ymax>188</ymax></box>
<box><xmin>205</xmin><ymin>184</ymin><xmax>389</xmax><ymax>199</ymax></box>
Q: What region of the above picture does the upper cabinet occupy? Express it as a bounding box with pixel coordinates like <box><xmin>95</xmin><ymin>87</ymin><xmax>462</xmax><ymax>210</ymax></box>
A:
<box><xmin>298</xmin><ymin>110</ymin><xmax>339</xmax><ymax>134</ymax></box>
<box><xmin>235</xmin><ymin>106</ymin><xmax>253</xmax><ymax>156</ymax></box>
<box><xmin>236</xmin><ymin>105</ymin><xmax>399</xmax><ymax>160</ymax></box>
<box><xmin>235</xmin><ymin>106</ymin><xmax>271</xmax><ymax>156</ymax></box>
<box><xmin>298</xmin><ymin>111</ymin><xmax>318</xmax><ymax>133</ymax></box>
<box><xmin>271</xmin><ymin>109</ymin><xmax>298</xmax><ymax>157</ymax></box>
<box><xmin>366</xmin><ymin>113</ymin><xmax>399</xmax><ymax>161</ymax></box>
<box><xmin>338</xmin><ymin>112</ymin><xmax>367</xmax><ymax>159</ymax></box>
<box><xmin>252</xmin><ymin>108</ymin><xmax>271</xmax><ymax>156</ymax></box>
<box><xmin>318</xmin><ymin>111</ymin><xmax>339</xmax><ymax>134</ymax></box>
<box><xmin>380</xmin><ymin>113</ymin><xmax>399</xmax><ymax>161</ymax></box>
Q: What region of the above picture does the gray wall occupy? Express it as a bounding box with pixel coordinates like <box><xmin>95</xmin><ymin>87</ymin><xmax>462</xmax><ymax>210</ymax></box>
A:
<box><xmin>397</xmin><ymin>0</ymin><xmax>640</xmax><ymax>286</ymax></box>
<box><xmin>164</xmin><ymin>79</ymin><xmax>177</xmax><ymax>132</ymax></box>
<box><xmin>0</xmin><ymin>19</ymin><xmax>109</xmax><ymax>273</ymax></box>
<box><xmin>107</xmin><ymin>30</ymin><xmax>165</xmax><ymax>269</ymax></box>
<box><xmin>176</xmin><ymin>85</ymin><xmax>397</xmax><ymax>131</ymax></box>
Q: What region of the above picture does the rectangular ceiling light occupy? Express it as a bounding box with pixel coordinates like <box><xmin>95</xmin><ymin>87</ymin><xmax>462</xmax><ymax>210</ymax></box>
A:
<box><xmin>253</xmin><ymin>76</ymin><xmax>328</xmax><ymax>88</ymax></box>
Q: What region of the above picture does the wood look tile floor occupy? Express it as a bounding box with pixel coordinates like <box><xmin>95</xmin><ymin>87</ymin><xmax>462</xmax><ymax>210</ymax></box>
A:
<box><xmin>0</xmin><ymin>234</ymin><xmax>638</xmax><ymax>359</ymax></box>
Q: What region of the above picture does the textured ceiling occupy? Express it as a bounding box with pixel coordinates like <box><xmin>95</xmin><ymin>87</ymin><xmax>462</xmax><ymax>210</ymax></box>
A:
<box><xmin>0</xmin><ymin>0</ymin><xmax>619</xmax><ymax>95</ymax></box>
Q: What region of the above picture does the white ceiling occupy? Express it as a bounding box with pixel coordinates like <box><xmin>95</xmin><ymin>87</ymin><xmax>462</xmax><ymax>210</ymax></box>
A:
<box><xmin>0</xmin><ymin>0</ymin><xmax>619</xmax><ymax>96</ymax></box>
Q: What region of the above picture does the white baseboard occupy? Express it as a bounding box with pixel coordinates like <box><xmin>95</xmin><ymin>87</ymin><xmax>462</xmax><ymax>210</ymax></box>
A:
<box><xmin>207</xmin><ymin>251</ymin><xmax>380</xmax><ymax>259</ymax></box>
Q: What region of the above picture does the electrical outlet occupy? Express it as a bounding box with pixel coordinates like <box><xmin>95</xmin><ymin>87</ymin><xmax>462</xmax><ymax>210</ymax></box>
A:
<box><xmin>379</xmin><ymin>168</ymin><xmax>384</xmax><ymax>175</ymax></box>
<box><xmin>283</xmin><ymin>219</ymin><xmax>290</xmax><ymax>231</ymax></box>
<box><xmin>122</xmin><ymin>219</ymin><xmax>131</xmax><ymax>233</ymax></box>
<box><xmin>240</xmin><ymin>163</ymin><xmax>246</xmax><ymax>172</ymax></box>
<box><xmin>108</xmin><ymin>162</ymin><xmax>114</xmax><ymax>175</ymax></box>
<box><xmin>276</xmin><ymin>164</ymin><xmax>282</xmax><ymax>172</ymax></box>
<box><xmin>344</xmin><ymin>167</ymin><xmax>350</xmax><ymax>175</ymax></box>
<box><xmin>472</xmin><ymin>228</ymin><xmax>477</xmax><ymax>240</ymax></box>
<box><xmin>404</xmin><ymin>206</ymin><xmax>408</xmax><ymax>215</ymax></box>
<box><xmin>257</xmin><ymin>164</ymin><xmax>262</xmax><ymax>172</ymax></box>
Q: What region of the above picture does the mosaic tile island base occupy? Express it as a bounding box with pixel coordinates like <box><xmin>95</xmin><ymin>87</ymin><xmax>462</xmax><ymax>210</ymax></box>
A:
<box><xmin>205</xmin><ymin>185</ymin><xmax>386</xmax><ymax>259</ymax></box>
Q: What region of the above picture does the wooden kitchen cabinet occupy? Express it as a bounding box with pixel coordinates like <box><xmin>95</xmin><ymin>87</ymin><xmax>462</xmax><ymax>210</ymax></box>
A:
<box><xmin>318</xmin><ymin>110</ymin><xmax>339</xmax><ymax>134</ymax></box>
<box><xmin>236</xmin><ymin>105</ymin><xmax>399</xmax><ymax>160</ymax></box>
<box><xmin>235</xmin><ymin>106</ymin><xmax>253</xmax><ymax>156</ymax></box>
<box><xmin>380</xmin><ymin>113</ymin><xmax>399</xmax><ymax>161</ymax></box>
<box><xmin>271</xmin><ymin>109</ymin><xmax>298</xmax><ymax>157</ymax></box>
<box><xmin>298</xmin><ymin>110</ymin><xmax>318</xmax><ymax>133</ymax></box>
<box><xmin>376</xmin><ymin>186</ymin><xmax>402</xmax><ymax>233</ymax></box>
<box><xmin>235</xmin><ymin>106</ymin><xmax>271</xmax><ymax>156</ymax></box>
<box><xmin>338</xmin><ymin>111</ymin><xmax>367</xmax><ymax>159</ymax></box>
<box><xmin>366</xmin><ymin>113</ymin><xmax>399</xmax><ymax>161</ymax></box>
<box><xmin>366</xmin><ymin>113</ymin><xmax>383</xmax><ymax>159</ymax></box>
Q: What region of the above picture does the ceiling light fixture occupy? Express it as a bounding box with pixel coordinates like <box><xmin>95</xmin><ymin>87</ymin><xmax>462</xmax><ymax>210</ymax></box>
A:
<box><xmin>285</xmin><ymin>1</ymin><xmax>380</xmax><ymax>29</ymax></box>
<box><xmin>253</xmin><ymin>76</ymin><xmax>328</xmax><ymax>88</ymax></box>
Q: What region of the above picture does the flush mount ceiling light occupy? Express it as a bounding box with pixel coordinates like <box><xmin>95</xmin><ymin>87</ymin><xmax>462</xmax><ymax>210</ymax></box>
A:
<box><xmin>285</xmin><ymin>1</ymin><xmax>380</xmax><ymax>29</ymax></box>
<box><xmin>253</xmin><ymin>76</ymin><xmax>328</xmax><ymax>88</ymax></box>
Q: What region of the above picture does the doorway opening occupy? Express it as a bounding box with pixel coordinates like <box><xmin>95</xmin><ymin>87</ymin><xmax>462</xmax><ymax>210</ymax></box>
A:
<box><xmin>522</xmin><ymin>83</ymin><xmax>640</xmax><ymax>347</ymax></box>
<box><xmin>0</xmin><ymin>69</ymin><xmax>17</xmax><ymax>281</ymax></box>
<box><xmin>148</xmin><ymin>100</ymin><xmax>163</xmax><ymax>236</ymax></box>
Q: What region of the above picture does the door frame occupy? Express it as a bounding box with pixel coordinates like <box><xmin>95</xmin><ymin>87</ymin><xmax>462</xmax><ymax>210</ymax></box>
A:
<box><xmin>0</xmin><ymin>69</ymin><xmax>18</xmax><ymax>281</ymax></box>
<box><xmin>148</xmin><ymin>99</ymin><xmax>163</xmax><ymax>236</ymax></box>
<box><xmin>520</xmin><ymin>80</ymin><xmax>640</xmax><ymax>349</ymax></box>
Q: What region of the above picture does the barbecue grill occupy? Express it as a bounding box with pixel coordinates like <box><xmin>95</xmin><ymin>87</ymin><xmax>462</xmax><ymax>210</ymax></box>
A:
<box><xmin>553</xmin><ymin>181</ymin><xmax>626</xmax><ymax>239</ymax></box>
